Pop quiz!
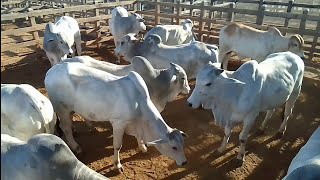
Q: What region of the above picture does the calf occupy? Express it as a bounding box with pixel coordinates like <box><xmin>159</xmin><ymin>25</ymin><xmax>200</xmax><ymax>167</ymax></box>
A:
<box><xmin>1</xmin><ymin>133</ymin><xmax>109</xmax><ymax>180</ymax></box>
<box><xmin>45</xmin><ymin>62</ymin><xmax>188</xmax><ymax>171</ymax></box>
<box><xmin>219</xmin><ymin>22</ymin><xmax>305</xmax><ymax>69</ymax></box>
<box><xmin>115</xmin><ymin>33</ymin><xmax>219</xmax><ymax>79</ymax></box>
<box><xmin>145</xmin><ymin>19</ymin><xmax>197</xmax><ymax>45</ymax></box>
<box><xmin>63</xmin><ymin>56</ymin><xmax>190</xmax><ymax>112</ymax></box>
<box><xmin>43</xmin><ymin>16</ymin><xmax>82</xmax><ymax>66</ymax></box>
<box><xmin>283</xmin><ymin>127</ymin><xmax>320</xmax><ymax>180</ymax></box>
<box><xmin>187</xmin><ymin>51</ymin><xmax>304</xmax><ymax>164</ymax></box>
<box><xmin>1</xmin><ymin>84</ymin><xmax>56</xmax><ymax>141</ymax></box>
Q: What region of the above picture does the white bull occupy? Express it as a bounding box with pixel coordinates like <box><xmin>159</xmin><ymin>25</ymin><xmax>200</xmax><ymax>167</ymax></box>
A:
<box><xmin>1</xmin><ymin>133</ymin><xmax>109</xmax><ymax>180</ymax></box>
<box><xmin>62</xmin><ymin>56</ymin><xmax>190</xmax><ymax>112</ymax></box>
<box><xmin>44</xmin><ymin>62</ymin><xmax>188</xmax><ymax>171</ymax></box>
<box><xmin>43</xmin><ymin>16</ymin><xmax>82</xmax><ymax>66</ymax></box>
<box><xmin>187</xmin><ymin>51</ymin><xmax>304</xmax><ymax>163</ymax></box>
<box><xmin>283</xmin><ymin>127</ymin><xmax>320</xmax><ymax>180</ymax></box>
<box><xmin>219</xmin><ymin>22</ymin><xmax>305</xmax><ymax>69</ymax></box>
<box><xmin>1</xmin><ymin>84</ymin><xmax>56</xmax><ymax>141</ymax></box>
<box><xmin>145</xmin><ymin>19</ymin><xmax>197</xmax><ymax>45</ymax></box>
<box><xmin>115</xmin><ymin>33</ymin><xmax>219</xmax><ymax>79</ymax></box>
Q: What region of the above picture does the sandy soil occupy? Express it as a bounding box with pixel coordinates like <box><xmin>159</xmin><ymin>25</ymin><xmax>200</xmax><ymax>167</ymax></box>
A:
<box><xmin>1</xmin><ymin>39</ymin><xmax>320</xmax><ymax>179</ymax></box>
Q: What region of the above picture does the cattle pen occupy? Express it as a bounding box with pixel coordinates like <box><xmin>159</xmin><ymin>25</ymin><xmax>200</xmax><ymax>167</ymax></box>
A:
<box><xmin>1</xmin><ymin>0</ymin><xmax>320</xmax><ymax>180</ymax></box>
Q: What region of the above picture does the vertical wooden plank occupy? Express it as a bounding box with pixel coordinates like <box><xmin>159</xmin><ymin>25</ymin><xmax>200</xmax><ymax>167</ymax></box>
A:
<box><xmin>258</xmin><ymin>0</ymin><xmax>265</xmax><ymax>9</ymax></box>
<box><xmin>198</xmin><ymin>1</ymin><xmax>205</xmax><ymax>42</ymax></box>
<box><xmin>155</xmin><ymin>0</ymin><xmax>160</xmax><ymax>25</ymax></box>
<box><xmin>308</xmin><ymin>20</ymin><xmax>320</xmax><ymax>61</ymax></box>
<box><xmin>256</xmin><ymin>4</ymin><xmax>266</xmax><ymax>25</ymax></box>
<box><xmin>189</xmin><ymin>0</ymin><xmax>194</xmax><ymax>16</ymax></box>
<box><xmin>227</xmin><ymin>2</ymin><xmax>235</xmax><ymax>22</ymax></box>
<box><xmin>299</xmin><ymin>9</ymin><xmax>309</xmax><ymax>37</ymax></box>
<box><xmin>171</xmin><ymin>0</ymin><xmax>175</xmax><ymax>24</ymax></box>
<box><xmin>30</xmin><ymin>16</ymin><xmax>40</xmax><ymax>48</ymax></box>
<box><xmin>176</xmin><ymin>0</ymin><xmax>181</xmax><ymax>25</ymax></box>
<box><xmin>95</xmin><ymin>7</ymin><xmax>101</xmax><ymax>48</ymax></box>
<box><xmin>283</xmin><ymin>0</ymin><xmax>294</xmax><ymax>35</ymax></box>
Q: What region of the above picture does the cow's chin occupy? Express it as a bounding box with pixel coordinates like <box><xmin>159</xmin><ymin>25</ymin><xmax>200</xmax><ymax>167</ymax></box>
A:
<box><xmin>201</xmin><ymin>101</ymin><xmax>211</xmax><ymax>110</ymax></box>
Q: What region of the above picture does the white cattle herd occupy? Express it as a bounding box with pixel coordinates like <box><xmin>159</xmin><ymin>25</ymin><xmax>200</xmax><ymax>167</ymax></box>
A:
<box><xmin>1</xmin><ymin>6</ymin><xmax>318</xmax><ymax>180</ymax></box>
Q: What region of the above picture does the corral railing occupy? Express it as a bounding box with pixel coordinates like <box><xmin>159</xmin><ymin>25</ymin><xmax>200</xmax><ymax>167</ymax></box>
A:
<box><xmin>1</xmin><ymin>0</ymin><xmax>320</xmax><ymax>67</ymax></box>
<box><xmin>1</xmin><ymin>0</ymin><xmax>136</xmax><ymax>66</ymax></box>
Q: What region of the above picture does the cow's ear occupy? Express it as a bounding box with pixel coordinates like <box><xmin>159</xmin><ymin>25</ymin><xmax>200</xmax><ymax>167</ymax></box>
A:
<box><xmin>180</xmin><ymin>130</ymin><xmax>188</xmax><ymax>138</ymax></box>
<box><xmin>182</xmin><ymin>23</ymin><xmax>192</xmax><ymax>32</ymax></box>
<box><xmin>170</xmin><ymin>75</ymin><xmax>177</xmax><ymax>83</ymax></box>
<box><xmin>145</xmin><ymin>138</ymin><xmax>168</xmax><ymax>146</ymax></box>
<box><xmin>170</xmin><ymin>62</ymin><xmax>179</xmax><ymax>72</ymax></box>
<box><xmin>48</xmin><ymin>22</ymin><xmax>60</xmax><ymax>33</ymax></box>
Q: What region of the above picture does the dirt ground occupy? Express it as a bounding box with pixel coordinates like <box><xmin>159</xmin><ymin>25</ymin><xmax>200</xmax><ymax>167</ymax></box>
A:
<box><xmin>2</xmin><ymin>18</ymin><xmax>320</xmax><ymax>180</ymax></box>
<box><xmin>1</xmin><ymin>39</ymin><xmax>320</xmax><ymax>179</ymax></box>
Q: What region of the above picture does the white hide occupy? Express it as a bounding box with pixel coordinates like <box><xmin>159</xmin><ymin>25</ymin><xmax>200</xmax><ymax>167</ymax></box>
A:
<box><xmin>219</xmin><ymin>22</ymin><xmax>305</xmax><ymax>69</ymax></box>
<box><xmin>1</xmin><ymin>84</ymin><xmax>56</xmax><ymax>141</ymax></box>
<box><xmin>145</xmin><ymin>19</ymin><xmax>196</xmax><ymax>45</ymax></box>
<box><xmin>283</xmin><ymin>127</ymin><xmax>320</xmax><ymax>180</ymax></box>
<box><xmin>43</xmin><ymin>16</ymin><xmax>82</xmax><ymax>66</ymax></box>
<box><xmin>114</xmin><ymin>34</ymin><xmax>220</xmax><ymax>79</ymax></box>
<box><xmin>44</xmin><ymin>62</ymin><xmax>188</xmax><ymax>171</ymax></box>
<box><xmin>1</xmin><ymin>133</ymin><xmax>109</xmax><ymax>180</ymax></box>
<box><xmin>62</xmin><ymin>56</ymin><xmax>190</xmax><ymax>112</ymax></box>
<box><xmin>187</xmin><ymin>52</ymin><xmax>304</xmax><ymax>162</ymax></box>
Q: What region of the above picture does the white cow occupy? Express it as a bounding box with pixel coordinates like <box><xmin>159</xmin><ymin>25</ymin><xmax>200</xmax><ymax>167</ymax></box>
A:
<box><xmin>109</xmin><ymin>6</ymin><xmax>146</xmax><ymax>63</ymax></box>
<box><xmin>219</xmin><ymin>22</ymin><xmax>305</xmax><ymax>69</ymax></box>
<box><xmin>145</xmin><ymin>19</ymin><xmax>197</xmax><ymax>45</ymax></box>
<box><xmin>115</xmin><ymin>33</ymin><xmax>219</xmax><ymax>79</ymax></box>
<box><xmin>45</xmin><ymin>62</ymin><xmax>188</xmax><ymax>171</ymax></box>
<box><xmin>62</xmin><ymin>56</ymin><xmax>190</xmax><ymax>112</ymax></box>
<box><xmin>187</xmin><ymin>52</ymin><xmax>304</xmax><ymax>163</ymax></box>
<box><xmin>1</xmin><ymin>133</ymin><xmax>109</xmax><ymax>180</ymax></box>
<box><xmin>43</xmin><ymin>16</ymin><xmax>82</xmax><ymax>66</ymax></box>
<box><xmin>283</xmin><ymin>127</ymin><xmax>320</xmax><ymax>180</ymax></box>
<box><xmin>1</xmin><ymin>84</ymin><xmax>56</xmax><ymax>141</ymax></box>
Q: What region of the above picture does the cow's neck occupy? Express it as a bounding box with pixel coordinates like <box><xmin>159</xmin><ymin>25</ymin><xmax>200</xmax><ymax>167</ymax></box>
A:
<box><xmin>273</xmin><ymin>36</ymin><xmax>290</xmax><ymax>53</ymax></box>
<box><xmin>126</xmin><ymin>42</ymin><xmax>144</xmax><ymax>61</ymax></box>
<box><xmin>140</xmin><ymin>100</ymin><xmax>171</xmax><ymax>142</ymax></box>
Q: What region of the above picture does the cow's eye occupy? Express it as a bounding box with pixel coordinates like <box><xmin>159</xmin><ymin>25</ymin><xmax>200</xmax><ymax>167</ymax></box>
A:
<box><xmin>120</xmin><ymin>42</ymin><xmax>124</xmax><ymax>45</ymax></box>
<box><xmin>181</xmin><ymin>77</ymin><xmax>185</xmax><ymax>80</ymax></box>
<box><xmin>60</xmin><ymin>41</ymin><xmax>63</xmax><ymax>44</ymax></box>
<box><xmin>205</xmin><ymin>83</ymin><xmax>212</xmax><ymax>86</ymax></box>
<box><xmin>172</xmin><ymin>147</ymin><xmax>177</xmax><ymax>150</ymax></box>
<box><xmin>294</xmin><ymin>44</ymin><xmax>298</xmax><ymax>47</ymax></box>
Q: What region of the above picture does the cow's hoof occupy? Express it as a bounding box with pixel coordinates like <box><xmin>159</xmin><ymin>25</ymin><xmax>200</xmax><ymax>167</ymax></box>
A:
<box><xmin>217</xmin><ymin>147</ymin><xmax>225</xmax><ymax>154</ymax></box>
<box><xmin>74</xmin><ymin>146</ymin><xmax>83</xmax><ymax>155</ymax></box>
<box><xmin>235</xmin><ymin>158</ymin><xmax>244</xmax><ymax>167</ymax></box>
<box><xmin>275</xmin><ymin>132</ymin><xmax>284</xmax><ymax>139</ymax></box>
<box><xmin>113</xmin><ymin>165</ymin><xmax>124</xmax><ymax>174</ymax></box>
<box><xmin>139</xmin><ymin>144</ymin><xmax>148</xmax><ymax>153</ymax></box>
<box><xmin>254</xmin><ymin>129</ymin><xmax>265</xmax><ymax>136</ymax></box>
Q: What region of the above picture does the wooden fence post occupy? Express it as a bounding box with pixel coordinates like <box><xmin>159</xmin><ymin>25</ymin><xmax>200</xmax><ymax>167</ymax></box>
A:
<box><xmin>95</xmin><ymin>7</ymin><xmax>101</xmax><ymax>48</ymax></box>
<box><xmin>227</xmin><ymin>2</ymin><xmax>235</xmax><ymax>22</ymax></box>
<box><xmin>258</xmin><ymin>0</ymin><xmax>265</xmax><ymax>9</ymax></box>
<box><xmin>198</xmin><ymin>1</ymin><xmax>205</xmax><ymax>42</ymax></box>
<box><xmin>176</xmin><ymin>0</ymin><xmax>181</xmax><ymax>25</ymax></box>
<box><xmin>308</xmin><ymin>20</ymin><xmax>320</xmax><ymax>61</ymax></box>
<box><xmin>256</xmin><ymin>4</ymin><xmax>266</xmax><ymax>25</ymax></box>
<box><xmin>155</xmin><ymin>0</ymin><xmax>160</xmax><ymax>25</ymax></box>
<box><xmin>283</xmin><ymin>0</ymin><xmax>294</xmax><ymax>35</ymax></box>
<box><xmin>30</xmin><ymin>16</ymin><xmax>40</xmax><ymax>49</ymax></box>
<box><xmin>189</xmin><ymin>0</ymin><xmax>194</xmax><ymax>16</ymax></box>
<box><xmin>299</xmin><ymin>9</ymin><xmax>309</xmax><ymax>37</ymax></box>
<box><xmin>171</xmin><ymin>0</ymin><xmax>175</xmax><ymax>24</ymax></box>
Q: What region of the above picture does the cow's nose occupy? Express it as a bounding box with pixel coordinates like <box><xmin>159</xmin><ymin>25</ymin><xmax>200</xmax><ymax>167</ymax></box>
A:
<box><xmin>187</xmin><ymin>102</ymin><xmax>192</xmax><ymax>107</ymax></box>
<box><xmin>181</xmin><ymin>161</ymin><xmax>187</xmax><ymax>166</ymax></box>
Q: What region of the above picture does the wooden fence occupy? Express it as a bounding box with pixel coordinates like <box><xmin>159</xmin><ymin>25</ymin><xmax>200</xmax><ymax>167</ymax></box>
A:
<box><xmin>1</xmin><ymin>0</ymin><xmax>320</xmax><ymax>67</ymax></box>
<box><xmin>136</xmin><ymin>0</ymin><xmax>320</xmax><ymax>60</ymax></box>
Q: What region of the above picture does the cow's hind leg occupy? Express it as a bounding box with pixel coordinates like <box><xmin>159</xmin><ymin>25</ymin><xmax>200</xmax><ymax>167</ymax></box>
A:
<box><xmin>112</xmin><ymin>124</ymin><xmax>126</xmax><ymax>173</ymax></box>
<box><xmin>219</xmin><ymin>50</ymin><xmax>232</xmax><ymax>70</ymax></box>
<box><xmin>277</xmin><ymin>88</ymin><xmax>301</xmax><ymax>138</ymax></box>
<box><xmin>57</xmin><ymin>110</ymin><xmax>82</xmax><ymax>154</ymax></box>
<box><xmin>136</xmin><ymin>138</ymin><xmax>147</xmax><ymax>153</ymax></box>
<box><xmin>217</xmin><ymin>126</ymin><xmax>232</xmax><ymax>153</ymax></box>
<box><xmin>256</xmin><ymin>109</ymin><xmax>275</xmax><ymax>135</ymax></box>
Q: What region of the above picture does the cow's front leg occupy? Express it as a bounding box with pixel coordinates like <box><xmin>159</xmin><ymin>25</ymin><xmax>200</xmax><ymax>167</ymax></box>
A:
<box><xmin>218</xmin><ymin>126</ymin><xmax>232</xmax><ymax>153</ymax></box>
<box><xmin>237</xmin><ymin>112</ymin><xmax>258</xmax><ymax>163</ymax></box>
<box><xmin>112</xmin><ymin>125</ymin><xmax>126</xmax><ymax>173</ymax></box>
<box><xmin>136</xmin><ymin>138</ymin><xmax>147</xmax><ymax>153</ymax></box>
